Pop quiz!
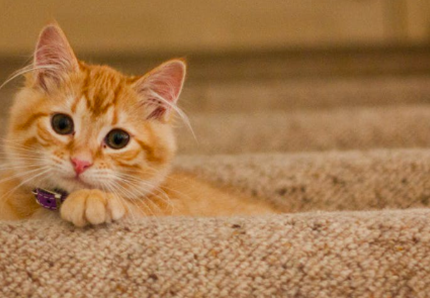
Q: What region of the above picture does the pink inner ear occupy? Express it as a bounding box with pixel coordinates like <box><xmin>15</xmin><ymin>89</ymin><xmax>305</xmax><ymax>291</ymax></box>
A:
<box><xmin>134</xmin><ymin>60</ymin><xmax>186</xmax><ymax>120</ymax></box>
<box><xmin>145</xmin><ymin>61</ymin><xmax>186</xmax><ymax>104</ymax></box>
<box><xmin>34</xmin><ymin>25</ymin><xmax>78</xmax><ymax>89</ymax></box>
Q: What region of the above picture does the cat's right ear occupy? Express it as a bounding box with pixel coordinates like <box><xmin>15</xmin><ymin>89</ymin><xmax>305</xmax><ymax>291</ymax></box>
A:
<box><xmin>33</xmin><ymin>24</ymin><xmax>79</xmax><ymax>91</ymax></box>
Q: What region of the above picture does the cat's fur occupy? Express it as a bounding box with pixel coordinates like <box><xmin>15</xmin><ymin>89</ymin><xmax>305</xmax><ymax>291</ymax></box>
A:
<box><xmin>0</xmin><ymin>24</ymin><xmax>276</xmax><ymax>226</ymax></box>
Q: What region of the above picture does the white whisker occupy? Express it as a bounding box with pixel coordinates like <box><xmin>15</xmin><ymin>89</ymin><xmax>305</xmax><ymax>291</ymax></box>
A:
<box><xmin>0</xmin><ymin>166</ymin><xmax>50</xmax><ymax>185</ymax></box>
<box><xmin>0</xmin><ymin>64</ymin><xmax>60</xmax><ymax>91</ymax></box>
<box><xmin>0</xmin><ymin>168</ymin><xmax>51</xmax><ymax>202</ymax></box>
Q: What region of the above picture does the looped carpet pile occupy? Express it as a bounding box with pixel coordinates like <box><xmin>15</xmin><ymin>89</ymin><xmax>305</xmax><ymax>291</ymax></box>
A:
<box><xmin>1</xmin><ymin>71</ymin><xmax>430</xmax><ymax>297</ymax></box>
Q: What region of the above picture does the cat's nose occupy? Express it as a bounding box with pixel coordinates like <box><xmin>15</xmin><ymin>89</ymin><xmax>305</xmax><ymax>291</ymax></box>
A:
<box><xmin>71</xmin><ymin>158</ymin><xmax>93</xmax><ymax>175</ymax></box>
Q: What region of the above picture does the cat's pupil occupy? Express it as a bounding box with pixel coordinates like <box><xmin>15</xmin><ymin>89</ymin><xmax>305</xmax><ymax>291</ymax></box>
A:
<box><xmin>106</xmin><ymin>129</ymin><xmax>130</xmax><ymax>149</ymax></box>
<box><xmin>113</xmin><ymin>134</ymin><xmax>123</xmax><ymax>145</ymax></box>
<box><xmin>58</xmin><ymin>119</ymin><xmax>68</xmax><ymax>130</ymax></box>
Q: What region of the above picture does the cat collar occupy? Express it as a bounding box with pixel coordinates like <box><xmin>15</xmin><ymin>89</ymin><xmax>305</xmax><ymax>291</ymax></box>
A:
<box><xmin>33</xmin><ymin>188</ymin><xmax>68</xmax><ymax>210</ymax></box>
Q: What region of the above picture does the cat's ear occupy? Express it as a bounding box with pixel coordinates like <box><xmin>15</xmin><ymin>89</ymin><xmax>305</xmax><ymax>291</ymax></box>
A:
<box><xmin>33</xmin><ymin>23</ymin><xmax>79</xmax><ymax>90</ymax></box>
<box><xmin>132</xmin><ymin>59</ymin><xmax>186</xmax><ymax>121</ymax></box>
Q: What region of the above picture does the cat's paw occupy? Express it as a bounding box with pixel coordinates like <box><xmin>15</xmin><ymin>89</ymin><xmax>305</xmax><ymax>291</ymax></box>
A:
<box><xmin>60</xmin><ymin>189</ymin><xmax>126</xmax><ymax>227</ymax></box>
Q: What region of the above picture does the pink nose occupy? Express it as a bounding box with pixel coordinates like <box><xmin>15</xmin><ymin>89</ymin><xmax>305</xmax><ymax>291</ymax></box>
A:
<box><xmin>71</xmin><ymin>158</ymin><xmax>92</xmax><ymax>175</ymax></box>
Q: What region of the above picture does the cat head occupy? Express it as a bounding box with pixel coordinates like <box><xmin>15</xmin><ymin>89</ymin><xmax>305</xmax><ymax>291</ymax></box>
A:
<box><xmin>5</xmin><ymin>24</ymin><xmax>186</xmax><ymax>197</ymax></box>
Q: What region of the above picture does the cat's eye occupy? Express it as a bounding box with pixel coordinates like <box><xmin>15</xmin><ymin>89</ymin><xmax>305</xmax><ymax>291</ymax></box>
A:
<box><xmin>105</xmin><ymin>129</ymin><xmax>130</xmax><ymax>149</ymax></box>
<box><xmin>51</xmin><ymin>114</ymin><xmax>74</xmax><ymax>135</ymax></box>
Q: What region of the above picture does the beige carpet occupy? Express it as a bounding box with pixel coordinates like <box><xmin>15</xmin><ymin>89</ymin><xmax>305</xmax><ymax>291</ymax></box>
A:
<box><xmin>1</xmin><ymin>209</ymin><xmax>430</xmax><ymax>297</ymax></box>
<box><xmin>177</xmin><ymin>105</ymin><xmax>430</xmax><ymax>154</ymax></box>
<box><xmin>1</xmin><ymin>57</ymin><xmax>430</xmax><ymax>296</ymax></box>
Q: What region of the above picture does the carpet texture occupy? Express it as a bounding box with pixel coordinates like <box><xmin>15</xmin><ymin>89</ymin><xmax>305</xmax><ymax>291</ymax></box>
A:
<box><xmin>177</xmin><ymin>105</ymin><xmax>430</xmax><ymax>154</ymax></box>
<box><xmin>1</xmin><ymin>209</ymin><xmax>430</xmax><ymax>298</ymax></box>
<box><xmin>1</xmin><ymin>66</ymin><xmax>430</xmax><ymax>297</ymax></box>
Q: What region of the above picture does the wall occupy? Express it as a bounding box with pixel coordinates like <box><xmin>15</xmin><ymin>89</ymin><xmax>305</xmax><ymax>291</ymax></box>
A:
<box><xmin>0</xmin><ymin>0</ymin><xmax>428</xmax><ymax>56</ymax></box>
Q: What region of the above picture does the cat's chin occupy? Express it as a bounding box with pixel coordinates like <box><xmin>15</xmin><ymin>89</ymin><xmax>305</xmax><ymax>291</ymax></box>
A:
<box><xmin>54</xmin><ymin>176</ymin><xmax>98</xmax><ymax>193</ymax></box>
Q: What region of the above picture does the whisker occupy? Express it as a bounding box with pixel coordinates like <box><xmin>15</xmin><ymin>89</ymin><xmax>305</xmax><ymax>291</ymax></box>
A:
<box><xmin>0</xmin><ymin>166</ymin><xmax>50</xmax><ymax>185</ymax></box>
<box><xmin>103</xmin><ymin>181</ymin><xmax>130</xmax><ymax>219</ymax></box>
<box><xmin>0</xmin><ymin>155</ymin><xmax>46</xmax><ymax>163</ymax></box>
<box><xmin>111</xmin><ymin>174</ymin><xmax>163</xmax><ymax>214</ymax></box>
<box><xmin>0</xmin><ymin>64</ymin><xmax>60</xmax><ymax>91</ymax></box>
<box><xmin>117</xmin><ymin>171</ymin><xmax>184</xmax><ymax>202</ymax></box>
<box><xmin>0</xmin><ymin>164</ymin><xmax>45</xmax><ymax>172</ymax></box>
<box><xmin>1</xmin><ymin>143</ymin><xmax>45</xmax><ymax>154</ymax></box>
<box><xmin>0</xmin><ymin>168</ymin><xmax>51</xmax><ymax>203</ymax></box>
<box><xmin>114</xmin><ymin>173</ymin><xmax>175</xmax><ymax>214</ymax></box>
<box><xmin>105</xmin><ymin>181</ymin><xmax>140</xmax><ymax>225</ymax></box>
<box><xmin>114</xmin><ymin>180</ymin><xmax>163</xmax><ymax>216</ymax></box>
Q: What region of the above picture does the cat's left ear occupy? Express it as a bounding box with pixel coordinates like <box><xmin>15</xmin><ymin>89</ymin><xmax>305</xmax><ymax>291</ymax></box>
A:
<box><xmin>132</xmin><ymin>59</ymin><xmax>186</xmax><ymax>121</ymax></box>
<box><xmin>33</xmin><ymin>23</ymin><xmax>79</xmax><ymax>91</ymax></box>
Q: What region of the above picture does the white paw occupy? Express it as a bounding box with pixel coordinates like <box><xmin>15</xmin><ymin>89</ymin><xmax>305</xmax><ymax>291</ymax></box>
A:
<box><xmin>60</xmin><ymin>189</ymin><xmax>126</xmax><ymax>227</ymax></box>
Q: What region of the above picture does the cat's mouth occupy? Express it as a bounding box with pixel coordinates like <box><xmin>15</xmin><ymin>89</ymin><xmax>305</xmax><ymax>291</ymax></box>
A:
<box><xmin>56</xmin><ymin>174</ymin><xmax>97</xmax><ymax>191</ymax></box>
<box><xmin>72</xmin><ymin>176</ymin><xmax>95</xmax><ymax>189</ymax></box>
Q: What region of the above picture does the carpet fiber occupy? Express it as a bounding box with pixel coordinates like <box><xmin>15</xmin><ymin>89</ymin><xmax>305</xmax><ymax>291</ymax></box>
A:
<box><xmin>1</xmin><ymin>209</ymin><xmax>430</xmax><ymax>297</ymax></box>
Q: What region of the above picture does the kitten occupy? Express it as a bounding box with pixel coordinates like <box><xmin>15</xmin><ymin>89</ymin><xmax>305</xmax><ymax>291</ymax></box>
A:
<box><xmin>0</xmin><ymin>24</ymin><xmax>276</xmax><ymax>226</ymax></box>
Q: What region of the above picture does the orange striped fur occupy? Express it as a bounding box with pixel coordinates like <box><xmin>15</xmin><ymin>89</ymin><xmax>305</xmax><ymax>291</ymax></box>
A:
<box><xmin>0</xmin><ymin>24</ymin><xmax>276</xmax><ymax>226</ymax></box>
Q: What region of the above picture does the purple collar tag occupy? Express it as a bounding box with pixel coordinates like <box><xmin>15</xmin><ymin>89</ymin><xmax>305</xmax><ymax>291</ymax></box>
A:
<box><xmin>33</xmin><ymin>188</ymin><xmax>68</xmax><ymax>210</ymax></box>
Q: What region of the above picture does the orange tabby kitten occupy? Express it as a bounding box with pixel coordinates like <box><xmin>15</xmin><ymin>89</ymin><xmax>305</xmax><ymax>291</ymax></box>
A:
<box><xmin>0</xmin><ymin>24</ymin><xmax>276</xmax><ymax>226</ymax></box>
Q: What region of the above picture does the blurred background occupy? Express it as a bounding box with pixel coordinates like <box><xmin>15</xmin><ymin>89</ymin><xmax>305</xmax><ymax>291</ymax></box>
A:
<box><xmin>0</xmin><ymin>1</ymin><xmax>429</xmax><ymax>154</ymax></box>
